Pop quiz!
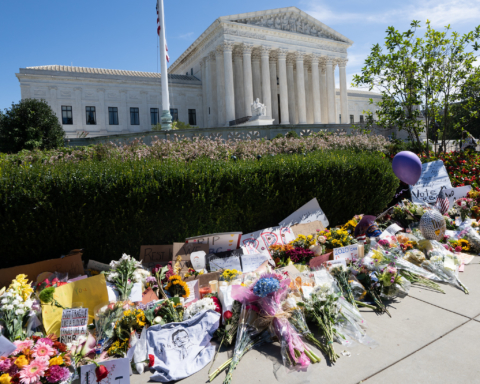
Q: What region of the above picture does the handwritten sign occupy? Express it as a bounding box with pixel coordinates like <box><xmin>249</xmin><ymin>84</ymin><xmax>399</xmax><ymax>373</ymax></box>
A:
<box><xmin>279</xmin><ymin>198</ymin><xmax>329</xmax><ymax>228</ymax></box>
<box><xmin>139</xmin><ymin>245</ymin><xmax>173</xmax><ymax>269</ymax></box>
<box><xmin>384</xmin><ymin>223</ymin><xmax>403</xmax><ymax>236</ymax></box>
<box><xmin>185</xmin><ymin>280</ymin><xmax>200</xmax><ymax>304</ymax></box>
<box><xmin>333</xmin><ymin>244</ymin><xmax>359</xmax><ymax>261</ymax></box>
<box><xmin>190</xmin><ymin>251</ymin><xmax>207</xmax><ymax>272</ymax></box>
<box><xmin>410</xmin><ymin>160</ymin><xmax>452</xmax><ymax>204</ymax></box>
<box><xmin>60</xmin><ymin>308</ymin><xmax>88</xmax><ymax>344</ymax></box>
<box><xmin>185</xmin><ymin>232</ymin><xmax>242</xmax><ymax>254</ymax></box>
<box><xmin>0</xmin><ymin>335</ymin><xmax>16</xmax><ymax>357</ymax></box>
<box><xmin>80</xmin><ymin>358</ymin><xmax>130</xmax><ymax>384</ymax></box>
<box><xmin>240</xmin><ymin>253</ymin><xmax>272</xmax><ymax>273</ymax></box>
<box><xmin>443</xmin><ymin>186</ymin><xmax>472</xmax><ymax>206</ymax></box>
<box><xmin>208</xmin><ymin>256</ymin><xmax>242</xmax><ymax>272</ymax></box>
<box><xmin>241</xmin><ymin>226</ymin><xmax>295</xmax><ymax>256</ymax></box>
<box><xmin>173</xmin><ymin>243</ymin><xmax>210</xmax><ymax>274</ymax></box>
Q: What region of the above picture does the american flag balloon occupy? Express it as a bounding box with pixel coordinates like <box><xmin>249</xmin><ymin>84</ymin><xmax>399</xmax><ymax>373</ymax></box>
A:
<box><xmin>435</xmin><ymin>190</ymin><xmax>450</xmax><ymax>215</ymax></box>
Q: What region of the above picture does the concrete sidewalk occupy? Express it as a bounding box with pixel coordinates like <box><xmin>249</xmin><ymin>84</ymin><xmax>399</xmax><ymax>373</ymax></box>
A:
<box><xmin>132</xmin><ymin>259</ymin><xmax>480</xmax><ymax>384</ymax></box>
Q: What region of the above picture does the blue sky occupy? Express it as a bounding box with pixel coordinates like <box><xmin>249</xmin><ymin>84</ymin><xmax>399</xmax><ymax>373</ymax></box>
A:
<box><xmin>1</xmin><ymin>0</ymin><xmax>479</xmax><ymax>111</ymax></box>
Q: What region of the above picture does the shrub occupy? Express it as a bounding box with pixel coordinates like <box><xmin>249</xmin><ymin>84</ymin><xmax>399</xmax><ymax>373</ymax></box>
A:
<box><xmin>0</xmin><ymin>99</ymin><xmax>65</xmax><ymax>153</ymax></box>
<box><xmin>0</xmin><ymin>133</ymin><xmax>390</xmax><ymax>165</ymax></box>
<box><xmin>286</xmin><ymin>130</ymin><xmax>299</xmax><ymax>139</ymax></box>
<box><xmin>0</xmin><ymin>150</ymin><xmax>398</xmax><ymax>267</ymax></box>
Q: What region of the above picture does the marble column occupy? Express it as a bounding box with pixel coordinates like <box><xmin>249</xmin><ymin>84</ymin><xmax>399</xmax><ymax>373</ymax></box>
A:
<box><xmin>120</xmin><ymin>90</ymin><xmax>129</xmax><ymax>132</ymax></box>
<box><xmin>200</xmin><ymin>60</ymin><xmax>208</xmax><ymax>128</ymax></box>
<box><xmin>260</xmin><ymin>46</ymin><xmax>272</xmax><ymax>119</ymax></box>
<box><xmin>97</xmin><ymin>88</ymin><xmax>108</xmax><ymax>132</ymax></box>
<box><xmin>338</xmin><ymin>59</ymin><xmax>348</xmax><ymax>125</ymax></box>
<box><xmin>286</xmin><ymin>56</ymin><xmax>297</xmax><ymax>125</ymax></box>
<box><xmin>295</xmin><ymin>52</ymin><xmax>307</xmax><ymax>124</ymax></box>
<box><xmin>311</xmin><ymin>56</ymin><xmax>321</xmax><ymax>124</ymax></box>
<box><xmin>277</xmin><ymin>49</ymin><xmax>290</xmax><ymax>125</ymax></box>
<box><xmin>215</xmin><ymin>45</ymin><xmax>226</xmax><ymax>126</ymax></box>
<box><xmin>326</xmin><ymin>58</ymin><xmax>336</xmax><ymax>124</ymax></box>
<box><xmin>269</xmin><ymin>52</ymin><xmax>279</xmax><ymax>124</ymax></box>
<box><xmin>73</xmin><ymin>87</ymin><xmax>83</xmax><ymax>129</ymax></box>
<box><xmin>205</xmin><ymin>55</ymin><xmax>213</xmax><ymax>127</ymax></box>
<box><xmin>305</xmin><ymin>65</ymin><xmax>313</xmax><ymax>124</ymax></box>
<box><xmin>208</xmin><ymin>52</ymin><xmax>218</xmax><ymax>127</ymax></box>
<box><xmin>223</xmin><ymin>41</ymin><xmax>236</xmax><ymax>124</ymax></box>
<box><xmin>319</xmin><ymin>60</ymin><xmax>328</xmax><ymax>123</ymax></box>
<box><xmin>140</xmin><ymin>91</ymin><xmax>148</xmax><ymax>131</ymax></box>
<box><xmin>242</xmin><ymin>43</ymin><xmax>254</xmax><ymax>118</ymax></box>
<box><xmin>233</xmin><ymin>48</ymin><xmax>245</xmax><ymax>119</ymax></box>
<box><xmin>252</xmin><ymin>50</ymin><xmax>262</xmax><ymax>102</ymax></box>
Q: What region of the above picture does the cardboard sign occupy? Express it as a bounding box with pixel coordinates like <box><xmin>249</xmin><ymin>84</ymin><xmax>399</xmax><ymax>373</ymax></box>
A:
<box><xmin>384</xmin><ymin>224</ymin><xmax>403</xmax><ymax>236</ymax></box>
<box><xmin>42</xmin><ymin>274</ymin><xmax>109</xmax><ymax>336</ymax></box>
<box><xmin>0</xmin><ymin>335</ymin><xmax>16</xmax><ymax>357</ymax></box>
<box><xmin>309</xmin><ymin>252</ymin><xmax>333</xmax><ymax>269</ymax></box>
<box><xmin>185</xmin><ymin>232</ymin><xmax>242</xmax><ymax>254</ymax></box>
<box><xmin>139</xmin><ymin>245</ymin><xmax>173</xmax><ymax>268</ymax></box>
<box><xmin>80</xmin><ymin>358</ymin><xmax>130</xmax><ymax>384</ymax></box>
<box><xmin>279</xmin><ymin>198</ymin><xmax>329</xmax><ymax>228</ymax></box>
<box><xmin>142</xmin><ymin>287</ymin><xmax>159</xmax><ymax>305</ymax></box>
<box><xmin>208</xmin><ymin>256</ymin><xmax>242</xmax><ymax>272</ymax></box>
<box><xmin>184</xmin><ymin>271</ymin><xmax>221</xmax><ymax>287</ymax></box>
<box><xmin>60</xmin><ymin>308</ymin><xmax>88</xmax><ymax>344</ymax></box>
<box><xmin>173</xmin><ymin>243</ymin><xmax>210</xmax><ymax>274</ymax></box>
<box><xmin>410</xmin><ymin>160</ymin><xmax>453</xmax><ymax>204</ymax></box>
<box><xmin>443</xmin><ymin>186</ymin><xmax>472</xmax><ymax>206</ymax></box>
<box><xmin>333</xmin><ymin>244</ymin><xmax>360</xmax><ymax>261</ymax></box>
<box><xmin>291</xmin><ymin>220</ymin><xmax>326</xmax><ymax>238</ymax></box>
<box><xmin>185</xmin><ymin>280</ymin><xmax>200</xmax><ymax>304</ymax></box>
<box><xmin>241</xmin><ymin>226</ymin><xmax>295</xmax><ymax>256</ymax></box>
<box><xmin>0</xmin><ymin>254</ymin><xmax>84</xmax><ymax>289</ymax></box>
<box><xmin>240</xmin><ymin>253</ymin><xmax>272</xmax><ymax>273</ymax></box>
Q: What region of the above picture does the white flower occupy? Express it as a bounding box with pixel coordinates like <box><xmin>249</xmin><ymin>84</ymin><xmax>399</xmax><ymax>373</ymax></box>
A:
<box><xmin>183</xmin><ymin>298</ymin><xmax>217</xmax><ymax>320</ymax></box>
<box><xmin>15</xmin><ymin>309</ymin><xmax>25</xmax><ymax>316</ymax></box>
<box><xmin>4</xmin><ymin>305</ymin><xmax>14</xmax><ymax>311</ymax></box>
<box><xmin>109</xmin><ymin>260</ymin><xmax>119</xmax><ymax>268</ymax></box>
<box><xmin>107</xmin><ymin>272</ymin><xmax>119</xmax><ymax>282</ymax></box>
<box><xmin>120</xmin><ymin>253</ymin><xmax>131</xmax><ymax>262</ymax></box>
<box><xmin>1</xmin><ymin>298</ymin><xmax>9</xmax><ymax>304</ymax></box>
<box><xmin>11</xmin><ymin>300</ymin><xmax>19</xmax><ymax>306</ymax></box>
<box><xmin>461</xmin><ymin>201</ymin><xmax>466</xmax><ymax>207</ymax></box>
<box><xmin>24</xmin><ymin>300</ymin><xmax>33</xmax><ymax>308</ymax></box>
<box><xmin>317</xmin><ymin>236</ymin><xmax>327</xmax><ymax>244</ymax></box>
<box><xmin>152</xmin><ymin>316</ymin><xmax>163</xmax><ymax>325</ymax></box>
<box><xmin>66</xmin><ymin>343</ymin><xmax>73</xmax><ymax>350</ymax></box>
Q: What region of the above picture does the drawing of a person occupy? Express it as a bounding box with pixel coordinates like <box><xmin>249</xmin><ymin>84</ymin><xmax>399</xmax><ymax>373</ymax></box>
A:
<box><xmin>171</xmin><ymin>329</ymin><xmax>193</xmax><ymax>360</ymax></box>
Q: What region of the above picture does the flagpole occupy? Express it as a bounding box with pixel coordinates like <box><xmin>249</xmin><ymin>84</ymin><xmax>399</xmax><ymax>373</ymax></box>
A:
<box><xmin>158</xmin><ymin>0</ymin><xmax>172</xmax><ymax>130</ymax></box>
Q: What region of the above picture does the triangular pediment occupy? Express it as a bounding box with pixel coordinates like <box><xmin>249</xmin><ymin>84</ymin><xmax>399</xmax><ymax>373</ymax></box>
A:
<box><xmin>219</xmin><ymin>7</ymin><xmax>352</xmax><ymax>45</ymax></box>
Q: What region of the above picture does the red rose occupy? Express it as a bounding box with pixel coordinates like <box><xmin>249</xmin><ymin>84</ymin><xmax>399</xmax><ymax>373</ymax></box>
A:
<box><xmin>224</xmin><ymin>310</ymin><xmax>233</xmax><ymax>320</ymax></box>
<box><xmin>210</xmin><ymin>296</ymin><xmax>222</xmax><ymax>313</ymax></box>
<box><xmin>148</xmin><ymin>354</ymin><xmax>155</xmax><ymax>367</ymax></box>
<box><xmin>95</xmin><ymin>365</ymin><xmax>109</xmax><ymax>382</ymax></box>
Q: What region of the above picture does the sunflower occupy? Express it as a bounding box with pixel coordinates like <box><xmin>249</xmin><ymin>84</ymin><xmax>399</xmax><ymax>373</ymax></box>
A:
<box><xmin>135</xmin><ymin>311</ymin><xmax>146</xmax><ymax>327</ymax></box>
<box><xmin>458</xmin><ymin>239</ymin><xmax>471</xmax><ymax>251</ymax></box>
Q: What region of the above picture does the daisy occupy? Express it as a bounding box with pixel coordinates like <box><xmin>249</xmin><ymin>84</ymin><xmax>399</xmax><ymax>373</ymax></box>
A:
<box><xmin>13</xmin><ymin>340</ymin><xmax>34</xmax><ymax>355</ymax></box>
<box><xmin>32</xmin><ymin>342</ymin><xmax>56</xmax><ymax>360</ymax></box>
<box><xmin>19</xmin><ymin>359</ymin><xmax>48</xmax><ymax>384</ymax></box>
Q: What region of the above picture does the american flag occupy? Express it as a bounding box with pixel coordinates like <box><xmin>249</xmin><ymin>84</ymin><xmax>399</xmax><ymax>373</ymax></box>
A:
<box><xmin>435</xmin><ymin>190</ymin><xmax>450</xmax><ymax>214</ymax></box>
<box><xmin>156</xmin><ymin>3</ymin><xmax>170</xmax><ymax>62</ymax></box>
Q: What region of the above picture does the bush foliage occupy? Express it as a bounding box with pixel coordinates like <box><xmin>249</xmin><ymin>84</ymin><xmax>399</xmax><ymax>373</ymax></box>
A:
<box><xmin>0</xmin><ymin>99</ymin><xmax>65</xmax><ymax>153</ymax></box>
<box><xmin>0</xmin><ymin>150</ymin><xmax>398</xmax><ymax>267</ymax></box>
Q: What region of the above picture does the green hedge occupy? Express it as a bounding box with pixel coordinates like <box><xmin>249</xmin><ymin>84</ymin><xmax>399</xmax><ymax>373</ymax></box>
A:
<box><xmin>0</xmin><ymin>150</ymin><xmax>398</xmax><ymax>267</ymax></box>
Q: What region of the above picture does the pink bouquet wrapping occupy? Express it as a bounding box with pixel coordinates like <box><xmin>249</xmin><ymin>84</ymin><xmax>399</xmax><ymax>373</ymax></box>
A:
<box><xmin>231</xmin><ymin>273</ymin><xmax>320</xmax><ymax>369</ymax></box>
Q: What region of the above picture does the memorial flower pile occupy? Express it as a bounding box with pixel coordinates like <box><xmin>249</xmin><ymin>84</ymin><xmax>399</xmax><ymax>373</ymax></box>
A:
<box><xmin>105</xmin><ymin>254</ymin><xmax>150</xmax><ymax>301</ymax></box>
<box><xmin>0</xmin><ymin>335</ymin><xmax>72</xmax><ymax>384</ymax></box>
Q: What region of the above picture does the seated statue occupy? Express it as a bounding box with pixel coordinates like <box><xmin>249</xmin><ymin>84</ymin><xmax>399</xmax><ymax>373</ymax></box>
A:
<box><xmin>251</xmin><ymin>98</ymin><xmax>267</xmax><ymax>117</ymax></box>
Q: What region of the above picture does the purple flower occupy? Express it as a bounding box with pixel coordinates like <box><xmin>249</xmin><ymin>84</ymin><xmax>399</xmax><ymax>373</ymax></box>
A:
<box><xmin>46</xmin><ymin>365</ymin><xmax>70</xmax><ymax>383</ymax></box>
<box><xmin>286</xmin><ymin>247</ymin><xmax>314</xmax><ymax>263</ymax></box>
<box><xmin>0</xmin><ymin>358</ymin><xmax>12</xmax><ymax>371</ymax></box>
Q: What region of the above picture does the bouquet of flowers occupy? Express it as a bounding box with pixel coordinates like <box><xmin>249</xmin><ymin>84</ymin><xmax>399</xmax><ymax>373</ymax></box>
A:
<box><xmin>459</xmin><ymin>228</ymin><xmax>480</xmax><ymax>253</ymax></box>
<box><xmin>317</xmin><ymin>228</ymin><xmax>357</xmax><ymax>251</ymax></box>
<box><xmin>183</xmin><ymin>297</ymin><xmax>220</xmax><ymax>321</ymax></box>
<box><xmin>341</xmin><ymin>215</ymin><xmax>364</xmax><ymax>234</ymax></box>
<box><xmin>151</xmin><ymin>299</ymin><xmax>182</xmax><ymax>324</ymax></box>
<box><xmin>107</xmin><ymin>308</ymin><xmax>147</xmax><ymax>357</ymax></box>
<box><xmin>1</xmin><ymin>335</ymin><xmax>73</xmax><ymax>384</ymax></box>
<box><xmin>93</xmin><ymin>301</ymin><xmax>130</xmax><ymax>354</ymax></box>
<box><xmin>105</xmin><ymin>254</ymin><xmax>150</xmax><ymax>300</ymax></box>
<box><xmin>220</xmin><ymin>269</ymin><xmax>242</xmax><ymax>283</ymax></box>
<box><xmin>376</xmin><ymin>264</ymin><xmax>410</xmax><ymax>299</ymax></box>
<box><xmin>0</xmin><ymin>275</ymin><xmax>35</xmax><ymax>341</ymax></box>
<box><xmin>183</xmin><ymin>268</ymin><xmax>203</xmax><ymax>279</ymax></box>
<box><xmin>329</xmin><ymin>265</ymin><xmax>357</xmax><ymax>309</ymax></box>
<box><xmin>389</xmin><ymin>200</ymin><xmax>426</xmax><ymax>228</ymax></box>
<box><xmin>453</xmin><ymin>198</ymin><xmax>475</xmax><ymax>221</ymax></box>
<box><xmin>269</xmin><ymin>235</ymin><xmax>317</xmax><ymax>267</ymax></box>
<box><xmin>164</xmin><ymin>275</ymin><xmax>190</xmax><ymax>300</ymax></box>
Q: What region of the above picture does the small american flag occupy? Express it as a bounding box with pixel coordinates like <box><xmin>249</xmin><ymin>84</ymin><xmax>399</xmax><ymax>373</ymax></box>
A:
<box><xmin>435</xmin><ymin>190</ymin><xmax>450</xmax><ymax>214</ymax></box>
<box><xmin>156</xmin><ymin>3</ymin><xmax>170</xmax><ymax>62</ymax></box>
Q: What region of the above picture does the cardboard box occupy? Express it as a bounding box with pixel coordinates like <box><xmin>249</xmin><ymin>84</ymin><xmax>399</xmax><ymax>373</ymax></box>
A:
<box><xmin>0</xmin><ymin>254</ymin><xmax>84</xmax><ymax>289</ymax></box>
<box><xmin>291</xmin><ymin>220</ymin><xmax>326</xmax><ymax>237</ymax></box>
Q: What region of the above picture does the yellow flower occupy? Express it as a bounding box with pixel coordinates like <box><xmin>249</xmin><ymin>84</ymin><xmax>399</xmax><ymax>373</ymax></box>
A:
<box><xmin>298</xmin><ymin>235</ymin><xmax>306</xmax><ymax>240</ymax></box>
<box><xmin>15</xmin><ymin>356</ymin><xmax>28</xmax><ymax>369</ymax></box>
<box><xmin>0</xmin><ymin>374</ymin><xmax>11</xmax><ymax>384</ymax></box>
<box><xmin>49</xmin><ymin>356</ymin><xmax>64</xmax><ymax>366</ymax></box>
<box><xmin>123</xmin><ymin>310</ymin><xmax>132</xmax><ymax>317</ymax></box>
<box><xmin>458</xmin><ymin>239</ymin><xmax>471</xmax><ymax>251</ymax></box>
<box><xmin>371</xmin><ymin>249</ymin><xmax>384</xmax><ymax>264</ymax></box>
<box><xmin>307</xmin><ymin>235</ymin><xmax>313</xmax><ymax>240</ymax></box>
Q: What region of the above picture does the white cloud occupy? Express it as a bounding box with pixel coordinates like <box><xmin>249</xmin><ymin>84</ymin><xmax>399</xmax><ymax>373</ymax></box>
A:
<box><xmin>178</xmin><ymin>32</ymin><xmax>194</xmax><ymax>39</ymax></box>
<box><xmin>305</xmin><ymin>0</ymin><xmax>480</xmax><ymax>27</ymax></box>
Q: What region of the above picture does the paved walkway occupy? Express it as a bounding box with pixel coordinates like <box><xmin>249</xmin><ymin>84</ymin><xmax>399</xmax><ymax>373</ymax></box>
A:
<box><xmin>132</xmin><ymin>257</ymin><xmax>480</xmax><ymax>384</ymax></box>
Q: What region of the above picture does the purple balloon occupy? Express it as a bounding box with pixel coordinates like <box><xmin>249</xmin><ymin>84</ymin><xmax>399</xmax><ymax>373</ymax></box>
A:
<box><xmin>392</xmin><ymin>151</ymin><xmax>422</xmax><ymax>185</ymax></box>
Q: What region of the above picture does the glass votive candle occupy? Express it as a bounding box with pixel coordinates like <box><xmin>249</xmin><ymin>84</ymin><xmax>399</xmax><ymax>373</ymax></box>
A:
<box><xmin>199</xmin><ymin>285</ymin><xmax>212</xmax><ymax>298</ymax></box>
<box><xmin>209</xmin><ymin>280</ymin><xmax>219</xmax><ymax>294</ymax></box>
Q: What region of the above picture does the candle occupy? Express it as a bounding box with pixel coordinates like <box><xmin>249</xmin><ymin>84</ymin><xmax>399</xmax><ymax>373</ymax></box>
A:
<box><xmin>199</xmin><ymin>285</ymin><xmax>212</xmax><ymax>298</ymax></box>
<box><xmin>209</xmin><ymin>280</ymin><xmax>219</xmax><ymax>293</ymax></box>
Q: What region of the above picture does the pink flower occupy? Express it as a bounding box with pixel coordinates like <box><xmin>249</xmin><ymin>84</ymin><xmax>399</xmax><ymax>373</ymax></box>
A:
<box><xmin>45</xmin><ymin>365</ymin><xmax>70</xmax><ymax>383</ymax></box>
<box><xmin>32</xmin><ymin>342</ymin><xmax>56</xmax><ymax>360</ymax></box>
<box><xmin>19</xmin><ymin>359</ymin><xmax>49</xmax><ymax>384</ymax></box>
<box><xmin>13</xmin><ymin>340</ymin><xmax>34</xmax><ymax>355</ymax></box>
<box><xmin>455</xmin><ymin>246</ymin><xmax>463</xmax><ymax>253</ymax></box>
<box><xmin>37</xmin><ymin>338</ymin><xmax>54</xmax><ymax>346</ymax></box>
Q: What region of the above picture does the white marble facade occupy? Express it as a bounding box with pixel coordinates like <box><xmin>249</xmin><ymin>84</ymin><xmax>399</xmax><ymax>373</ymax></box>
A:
<box><xmin>16</xmin><ymin>6</ymin><xmax>380</xmax><ymax>137</ymax></box>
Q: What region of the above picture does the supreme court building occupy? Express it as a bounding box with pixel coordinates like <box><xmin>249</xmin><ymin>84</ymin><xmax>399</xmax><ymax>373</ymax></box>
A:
<box><xmin>16</xmin><ymin>7</ymin><xmax>380</xmax><ymax>138</ymax></box>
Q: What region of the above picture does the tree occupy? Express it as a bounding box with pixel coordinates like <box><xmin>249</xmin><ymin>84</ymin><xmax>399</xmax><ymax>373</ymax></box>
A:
<box><xmin>353</xmin><ymin>21</ymin><xmax>480</xmax><ymax>155</ymax></box>
<box><xmin>0</xmin><ymin>99</ymin><xmax>65</xmax><ymax>153</ymax></box>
